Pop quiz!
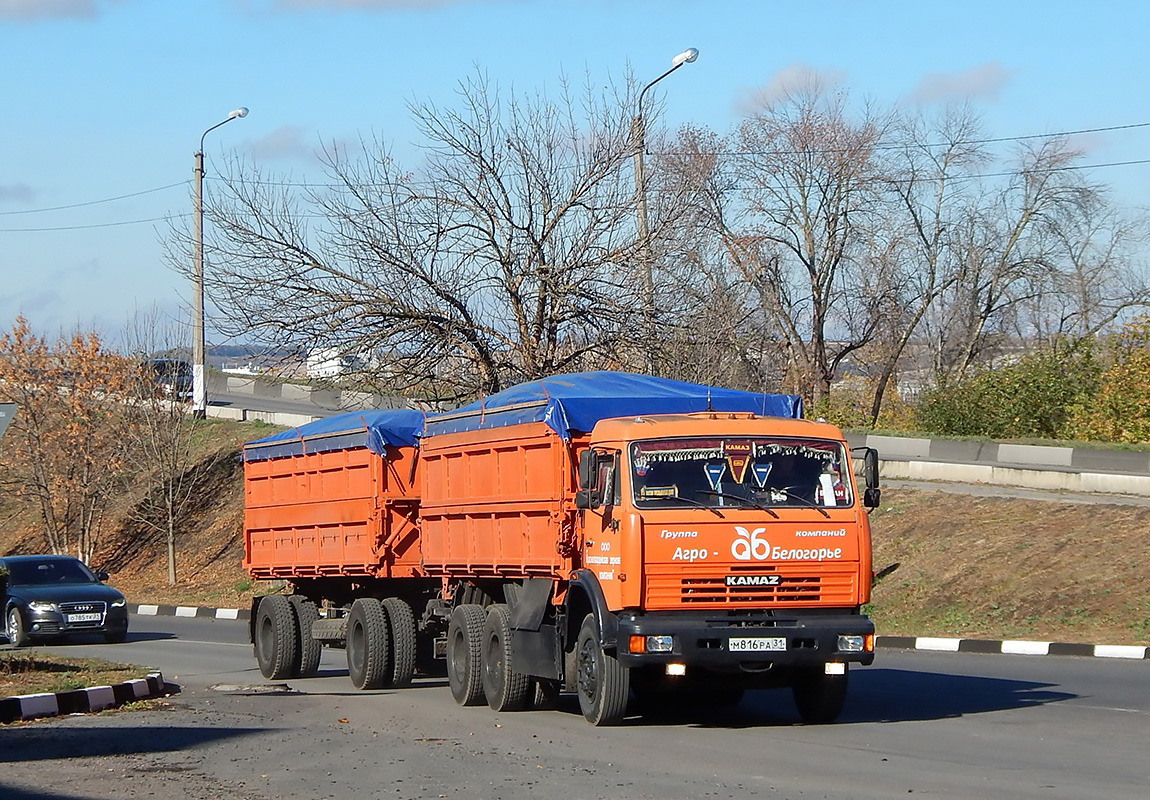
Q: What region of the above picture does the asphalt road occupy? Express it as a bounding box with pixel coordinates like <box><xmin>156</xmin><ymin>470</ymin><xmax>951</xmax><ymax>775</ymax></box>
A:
<box><xmin>2</xmin><ymin>615</ymin><xmax>1148</xmax><ymax>800</ymax></box>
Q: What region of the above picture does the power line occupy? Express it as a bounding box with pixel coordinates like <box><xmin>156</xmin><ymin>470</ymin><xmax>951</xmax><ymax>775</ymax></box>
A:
<box><xmin>0</xmin><ymin>215</ymin><xmax>187</xmax><ymax>233</ymax></box>
<box><xmin>0</xmin><ymin>181</ymin><xmax>189</xmax><ymax>216</ymax></box>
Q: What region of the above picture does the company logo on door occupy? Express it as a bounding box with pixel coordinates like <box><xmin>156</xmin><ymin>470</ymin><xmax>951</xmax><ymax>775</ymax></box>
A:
<box><xmin>731</xmin><ymin>526</ymin><xmax>842</xmax><ymax>562</ymax></box>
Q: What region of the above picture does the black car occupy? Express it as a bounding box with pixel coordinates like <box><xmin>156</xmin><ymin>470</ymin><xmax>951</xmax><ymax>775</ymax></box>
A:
<box><xmin>143</xmin><ymin>358</ymin><xmax>193</xmax><ymax>400</ymax></box>
<box><xmin>1</xmin><ymin>555</ymin><xmax>129</xmax><ymax>646</ymax></box>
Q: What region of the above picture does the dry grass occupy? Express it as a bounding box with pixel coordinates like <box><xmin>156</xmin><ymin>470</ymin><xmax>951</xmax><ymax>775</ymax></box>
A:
<box><xmin>868</xmin><ymin>489</ymin><xmax>1150</xmax><ymax>645</ymax></box>
<box><xmin>0</xmin><ymin>651</ymin><xmax>153</xmax><ymax>697</ymax></box>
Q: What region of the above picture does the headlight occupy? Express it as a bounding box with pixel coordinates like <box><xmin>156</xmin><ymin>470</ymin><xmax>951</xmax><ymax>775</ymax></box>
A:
<box><xmin>628</xmin><ymin>634</ymin><xmax>675</xmax><ymax>654</ymax></box>
<box><xmin>29</xmin><ymin>600</ymin><xmax>57</xmax><ymax>612</ymax></box>
<box><xmin>111</xmin><ymin>599</ymin><xmax>126</xmax><ymax>608</ymax></box>
<box><xmin>837</xmin><ymin>634</ymin><xmax>873</xmax><ymax>653</ymax></box>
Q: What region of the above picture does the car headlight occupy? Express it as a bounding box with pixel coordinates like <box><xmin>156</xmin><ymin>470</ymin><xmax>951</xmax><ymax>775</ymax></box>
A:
<box><xmin>110</xmin><ymin>599</ymin><xmax>126</xmax><ymax>608</ymax></box>
<box><xmin>29</xmin><ymin>600</ymin><xmax>57</xmax><ymax>612</ymax></box>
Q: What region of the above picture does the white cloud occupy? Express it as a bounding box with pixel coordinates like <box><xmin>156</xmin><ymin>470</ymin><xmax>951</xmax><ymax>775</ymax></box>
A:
<box><xmin>736</xmin><ymin>63</ymin><xmax>847</xmax><ymax>113</ymax></box>
<box><xmin>261</xmin><ymin>0</ymin><xmax>483</xmax><ymax>10</ymax></box>
<box><xmin>247</xmin><ymin>125</ymin><xmax>315</xmax><ymax>160</ymax></box>
<box><xmin>0</xmin><ymin>183</ymin><xmax>35</xmax><ymax>205</ymax></box>
<box><xmin>910</xmin><ymin>61</ymin><xmax>1013</xmax><ymax>104</ymax></box>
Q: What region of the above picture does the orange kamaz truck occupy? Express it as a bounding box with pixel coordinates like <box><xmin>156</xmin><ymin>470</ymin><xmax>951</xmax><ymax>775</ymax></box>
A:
<box><xmin>243</xmin><ymin>372</ymin><xmax>880</xmax><ymax>725</ymax></box>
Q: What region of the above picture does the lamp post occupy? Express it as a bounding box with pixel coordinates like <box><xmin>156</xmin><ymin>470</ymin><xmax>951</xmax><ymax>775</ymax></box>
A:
<box><xmin>192</xmin><ymin>107</ymin><xmax>248</xmax><ymax>418</ymax></box>
<box><xmin>633</xmin><ymin>47</ymin><xmax>698</xmax><ymax>375</ymax></box>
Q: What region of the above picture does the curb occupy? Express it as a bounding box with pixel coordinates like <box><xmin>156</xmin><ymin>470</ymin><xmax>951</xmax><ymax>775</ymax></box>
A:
<box><xmin>876</xmin><ymin>635</ymin><xmax>1149</xmax><ymax>660</ymax></box>
<box><xmin>129</xmin><ymin>604</ymin><xmax>1149</xmax><ymax>661</ymax></box>
<box><xmin>131</xmin><ymin>603</ymin><xmax>249</xmax><ymax>621</ymax></box>
<box><xmin>0</xmin><ymin>672</ymin><xmax>168</xmax><ymax>724</ymax></box>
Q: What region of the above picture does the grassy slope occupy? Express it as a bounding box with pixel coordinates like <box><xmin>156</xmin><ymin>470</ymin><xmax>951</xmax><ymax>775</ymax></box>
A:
<box><xmin>2</xmin><ymin>419</ymin><xmax>1148</xmax><ymax>646</ymax></box>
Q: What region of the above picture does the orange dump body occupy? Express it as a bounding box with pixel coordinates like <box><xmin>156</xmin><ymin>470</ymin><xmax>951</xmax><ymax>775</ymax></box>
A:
<box><xmin>243</xmin><ymin>442</ymin><xmax>422</xmax><ymax>580</ymax></box>
<box><xmin>418</xmin><ymin>421</ymin><xmax>586</xmax><ymax>580</ymax></box>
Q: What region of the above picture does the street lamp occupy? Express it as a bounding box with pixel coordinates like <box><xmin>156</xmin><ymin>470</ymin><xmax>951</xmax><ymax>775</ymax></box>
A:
<box><xmin>632</xmin><ymin>48</ymin><xmax>697</xmax><ymax>376</ymax></box>
<box><xmin>192</xmin><ymin>107</ymin><xmax>248</xmax><ymax>418</ymax></box>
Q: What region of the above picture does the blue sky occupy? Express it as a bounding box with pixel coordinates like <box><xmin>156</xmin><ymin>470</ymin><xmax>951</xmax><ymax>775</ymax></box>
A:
<box><xmin>2</xmin><ymin>0</ymin><xmax>1148</xmax><ymax>344</ymax></box>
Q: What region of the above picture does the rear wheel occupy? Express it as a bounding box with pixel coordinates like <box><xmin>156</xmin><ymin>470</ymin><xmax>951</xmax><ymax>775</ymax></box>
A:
<box><xmin>792</xmin><ymin>664</ymin><xmax>848</xmax><ymax>724</ymax></box>
<box><xmin>381</xmin><ymin>597</ymin><xmax>416</xmax><ymax>688</ymax></box>
<box><xmin>6</xmin><ymin>607</ymin><xmax>30</xmax><ymax>648</ymax></box>
<box><xmin>254</xmin><ymin>595</ymin><xmax>297</xmax><ymax>680</ymax></box>
<box><xmin>447</xmin><ymin>604</ymin><xmax>486</xmax><ymax>706</ymax></box>
<box><xmin>481</xmin><ymin>604</ymin><xmax>530</xmax><ymax>712</ymax></box>
<box><xmin>575</xmin><ymin>614</ymin><xmax>629</xmax><ymax>726</ymax></box>
<box><xmin>346</xmin><ymin>598</ymin><xmax>391</xmax><ymax>690</ymax></box>
<box><xmin>289</xmin><ymin>595</ymin><xmax>322</xmax><ymax>678</ymax></box>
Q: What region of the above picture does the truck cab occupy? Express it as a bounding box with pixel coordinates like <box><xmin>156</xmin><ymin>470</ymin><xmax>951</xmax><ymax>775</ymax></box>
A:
<box><xmin>571</xmin><ymin>412</ymin><xmax>878</xmax><ymax>722</ymax></box>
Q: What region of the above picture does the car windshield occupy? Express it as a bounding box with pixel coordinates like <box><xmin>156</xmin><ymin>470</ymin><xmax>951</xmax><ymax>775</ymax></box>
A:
<box><xmin>4</xmin><ymin>558</ymin><xmax>98</xmax><ymax>586</ymax></box>
<box><xmin>630</xmin><ymin>436</ymin><xmax>853</xmax><ymax>509</ymax></box>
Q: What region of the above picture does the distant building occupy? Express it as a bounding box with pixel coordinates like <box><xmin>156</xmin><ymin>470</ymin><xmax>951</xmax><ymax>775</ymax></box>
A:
<box><xmin>306</xmin><ymin>348</ymin><xmax>366</xmax><ymax>379</ymax></box>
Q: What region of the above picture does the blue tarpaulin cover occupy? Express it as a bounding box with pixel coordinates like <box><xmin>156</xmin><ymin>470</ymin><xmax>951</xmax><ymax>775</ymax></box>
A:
<box><xmin>423</xmin><ymin>371</ymin><xmax>802</xmax><ymax>441</ymax></box>
<box><xmin>243</xmin><ymin>408</ymin><xmax>425</xmax><ymax>460</ymax></box>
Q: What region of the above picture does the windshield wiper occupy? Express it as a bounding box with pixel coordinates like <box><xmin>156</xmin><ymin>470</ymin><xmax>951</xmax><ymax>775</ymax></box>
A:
<box><xmin>641</xmin><ymin>492</ymin><xmax>724</xmax><ymax>518</ymax></box>
<box><xmin>774</xmin><ymin>489</ymin><xmax>831</xmax><ymax>518</ymax></box>
<box><xmin>696</xmin><ymin>489</ymin><xmax>779</xmax><ymax>518</ymax></box>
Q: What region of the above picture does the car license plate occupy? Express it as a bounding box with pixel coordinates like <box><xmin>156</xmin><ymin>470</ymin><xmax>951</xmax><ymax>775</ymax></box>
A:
<box><xmin>728</xmin><ymin>636</ymin><xmax>786</xmax><ymax>652</ymax></box>
<box><xmin>66</xmin><ymin>613</ymin><xmax>102</xmax><ymax>623</ymax></box>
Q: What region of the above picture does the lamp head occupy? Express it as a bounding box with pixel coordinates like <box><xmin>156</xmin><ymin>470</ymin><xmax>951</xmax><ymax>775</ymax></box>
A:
<box><xmin>228</xmin><ymin>107</ymin><xmax>249</xmax><ymax>119</ymax></box>
<box><xmin>672</xmin><ymin>48</ymin><xmax>699</xmax><ymax>68</ymax></box>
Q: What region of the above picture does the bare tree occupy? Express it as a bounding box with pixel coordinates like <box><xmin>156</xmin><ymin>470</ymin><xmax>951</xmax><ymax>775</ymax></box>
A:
<box><xmin>713</xmin><ymin>83</ymin><xmax>891</xmax><ymax>403</ymax></box>
<box><xmin>180</xmin><ymin>71</ymin><xmax>652</xmax><ymax>403</ymax></box>
<box><xmin>118</xmin><ymin>309</ymin><xmax>210</xmax><ymax>585</ymax></box>
<box><xmin>925</xmin><ymin>138</ymin><xmax>1131</xmax><ymax>382</ymax></box>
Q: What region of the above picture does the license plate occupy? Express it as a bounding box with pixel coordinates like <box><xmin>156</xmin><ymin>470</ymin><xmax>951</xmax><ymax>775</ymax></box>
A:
<box><xmin>728</xmin><ymin>636</ymin><xmax>786</xmax><ymax>652</ymax></box>
<box><xmin>66</xmin><ymin>613</ymin><xmax>102</xmax><ymax>623</ymax></box>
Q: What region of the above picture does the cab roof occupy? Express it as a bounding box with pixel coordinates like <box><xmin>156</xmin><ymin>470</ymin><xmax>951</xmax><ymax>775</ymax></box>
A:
<box><xmin>591</xmin><ymin>412</ymin><xmax>845</xmax><ymax>442</ymax></box>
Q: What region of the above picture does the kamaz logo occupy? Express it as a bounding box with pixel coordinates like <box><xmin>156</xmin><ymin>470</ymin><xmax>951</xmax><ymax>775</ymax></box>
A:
<box><xmin>725</xmin><ymin>575</ymin><xmax>781</xmax><ymax>587</ymax></box>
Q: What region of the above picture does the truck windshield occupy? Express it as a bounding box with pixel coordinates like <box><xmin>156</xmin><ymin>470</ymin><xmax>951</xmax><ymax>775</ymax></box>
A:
<box><xmin>630</xmin><ymin>437</ymin><xmax>852</xmax><ymax>509</ymax></box>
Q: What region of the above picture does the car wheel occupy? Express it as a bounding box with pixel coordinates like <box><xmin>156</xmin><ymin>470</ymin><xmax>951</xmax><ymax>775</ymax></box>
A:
<box><xmin>7</xmin><ymin>607</ymin><xmax>30</xmax><ymax>647</ymax></box>
<box><xmin>446</xmin><ymin>604</ymin><xmax>486</xmax><ymax>706</ymax></box>
<box><xmin>381</xmin><ymin>597</ymin><xmax>416</xmax><ymax>688</ymax></box>
<box><xmin>104</xmin><ymin>625</ymin><xmax>128</xmax><ymax>644</ymax></box>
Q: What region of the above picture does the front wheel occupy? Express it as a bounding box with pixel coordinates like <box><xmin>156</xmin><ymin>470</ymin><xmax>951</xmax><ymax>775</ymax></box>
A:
<box><xmin>6</xmin><ymin>607</ymin><xmax>30</xmax><ymax>647</ymax></box>
<box><xmin>575</xmin><ymin>614</ymin><xmax>629</xmax><ymax>726</ymax></box>
<box><xmin>792</xmin><ymin>664</ymin><xmax>849</xmax><ymax>724</ymax></box>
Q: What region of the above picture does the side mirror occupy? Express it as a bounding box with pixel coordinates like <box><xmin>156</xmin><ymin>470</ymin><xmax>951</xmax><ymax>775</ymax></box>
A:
<box><xmin>861</xmin><ymin>447</ymin><xmax>880</xmax><ymax>489</ymax></box>
<box><xmin>575</xmin><ymin>489</ymin><xmax>592</xmax><ymax>509</ymax></box>
<box><xmin>96</xmin><ymin>571</ymin><xmax>110</xmax><ymax>582</ymax></box>
<box><xmin>863</xmin><ymin>487</ymin><xmax>881</xmax><ymax>509</ymax></box>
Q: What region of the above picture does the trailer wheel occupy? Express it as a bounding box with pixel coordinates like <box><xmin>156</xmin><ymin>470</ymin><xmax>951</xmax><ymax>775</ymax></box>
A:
<box><xmin>254</xmin><ymin>595</ymin><xmax>298</xmax><ymax>680</ymax></box>
<box><xmin>575</xmin><ymin>613</ymin><xmax>629</xmax><ymax>726</ymax></box>
<box><xmin>382</xmin><ymin>597</ymin><xmax>416</xmax><ymax>688</ymax></box>
<box><xmin>289</xmin><ymin>595</ymin><xmax>322</xmax><ymax>678</ymax></box>
<box><xmin>792</xmin><ymin>665</ymin><xmax>849</xmax><ymax>724</ymax></box>
<box><xmin>481</xmin><ymin>604</ymin><xmax>530</xmax><ymax>712</ymax></box>
<box><xmin>447</xmin><ymin>604</ymin><xmax>486</xmax><ymax>706</ymax></box>
<box><xmin>346</xmin><ymin>598</ymin><xmax>391</xmax><ymax>690</ymax></box>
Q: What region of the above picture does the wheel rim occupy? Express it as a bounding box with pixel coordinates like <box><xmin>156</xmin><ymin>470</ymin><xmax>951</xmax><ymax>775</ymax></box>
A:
<box><xmin>577</xmin><ymin>637</ymin><xmax>598</xmax><ymax>702</ymax></box>
<box><xmin>349</xmin><ymin>620</ymin><xmax>365</xmax><ymax>674</ymax></box>
<box><xmin>449</xmin><ymin>627</ymin><xmax>466</xmax><ymax>679</ymax></box>
<box><xmin>486</xmin><ymin>632</ymin><xmax>504</xmax><ymax>695</ymax></box>
<box><xmin>7</xmin><ymin>610</ymin><xmax>18</xmax><ymax>641</ymax></box>
<box><xmin>257</xmin><ymin>615</ymin><xmax>274</xmax><ymax>659</ymax></box>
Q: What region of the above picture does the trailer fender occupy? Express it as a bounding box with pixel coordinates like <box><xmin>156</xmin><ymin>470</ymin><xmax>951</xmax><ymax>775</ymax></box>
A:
<box><xmin>567</xmin><ymin>570</ymin><xmax>619</xmax><ymax>651</ymax></box>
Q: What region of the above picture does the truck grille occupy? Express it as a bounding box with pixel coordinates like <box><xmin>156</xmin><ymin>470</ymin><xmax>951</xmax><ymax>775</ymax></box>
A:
<box><xmin>645</xmin><ymin>565</ymin><xmax>858</xmax><ymax>609</ymax></box>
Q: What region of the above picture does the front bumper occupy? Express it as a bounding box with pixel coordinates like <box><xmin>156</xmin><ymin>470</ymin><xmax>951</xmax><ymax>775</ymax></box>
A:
<box><xmin>615</xmin><ymin>609</ymin><xmax>875</xmax><ymax>671</ymax></box>
<box><xmin>22</xmin><ymin>606</ymin><xmax>129</xmax><ymax>639</ymax></box>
